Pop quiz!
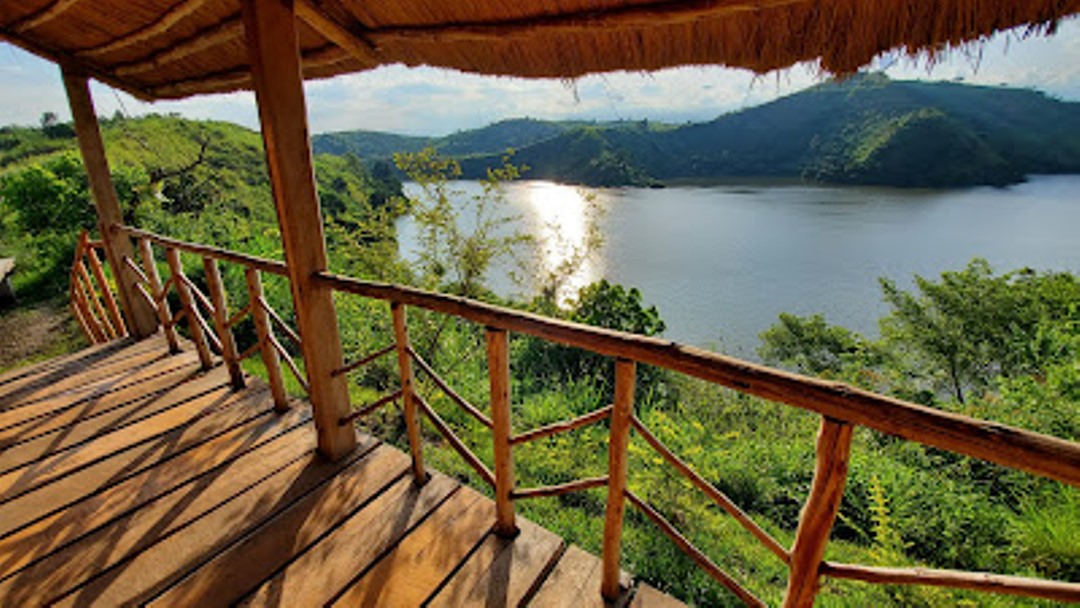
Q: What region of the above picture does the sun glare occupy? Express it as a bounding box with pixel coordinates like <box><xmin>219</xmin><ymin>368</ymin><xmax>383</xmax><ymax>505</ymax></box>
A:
<box><xmin>522</xmin><ymin>181</ymin><xmax>603</xmax><ymax>304</ymax></box>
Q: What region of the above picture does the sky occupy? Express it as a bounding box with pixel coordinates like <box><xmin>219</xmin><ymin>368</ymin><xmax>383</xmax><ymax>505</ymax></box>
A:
<box><xmin>1</xmin><ymin>18</ymin><xmax>1078</xmax><ymax>136</ymax></box>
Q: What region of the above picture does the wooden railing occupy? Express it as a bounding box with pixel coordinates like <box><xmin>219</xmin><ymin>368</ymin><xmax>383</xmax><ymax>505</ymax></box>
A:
<box><xmin>98</xmin><ymin>226</ymin><xmax>309</xmax><ymax>411</ymax></box>
<box><xmin>69</xmin><ymin>231</ymin><xmax>127</xmax><ymax>343</ymax></box>
<box><xmin>92</xmin><ymin>226</ymin><xmax>1080</xmax><ymax>606</ymax></box>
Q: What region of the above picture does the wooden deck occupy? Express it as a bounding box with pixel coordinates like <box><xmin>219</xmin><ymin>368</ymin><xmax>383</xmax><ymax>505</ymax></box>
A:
<box><xmin>0</xmin><ymin>335</ymin><xmax>683</xmax><ymax>607</ymax></box>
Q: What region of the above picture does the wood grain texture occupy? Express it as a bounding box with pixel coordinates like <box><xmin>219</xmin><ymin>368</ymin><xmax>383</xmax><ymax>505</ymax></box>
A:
<box><xmin>0</xmin><ymin>421</ymin><xmax>321</xmax><ymax>603</ymax></box>
<box><xmin>246</xmin><ymin>268</ymin><xmax>288</xmax><ymax>411</ymax></box>
<box><xmin>0</xmin><ymin>350</ymin><xmax>193</xmax><ymax>436</ymax></box>
<box><xmin>486</xmin><ymin>327</ymin><xmax>516</xmax><ymax>536</ymax></box>
<box><xmin>83</xmin><ymin>238</ymin><xmax>126</xmax><ymax>337</ymax></box>
<box><xmin>0</xmin><ymin>336</ymin><xmax>158</xmax><ymax>405</ymax></box>
<box><xmin>632</xmin><ymin>583</ymin><xmax>688</xmax><ymax>607</ymax></box>
<box><xmin>0</xmin><ymin>338</ymin><xmax>685</xmax><ymax>607</ymax></box>
<box><xmin>0</xmin><ymin>356</ymin><xmax>202</xmax><ymax>471</ymax></box>
<box><xmin>49</xmin><ymin>433</ymin><xmax>373</xmax><ymax>607</ymax></box>
<box><xmin>392</xmin><ymin>302</ymin><xmax>424</xmax><ymax>481</ymax></box>
<box><xmin>530</xmin><ymin>544</ymin><xmax>632</xmax><ymax>608</ymax></box>
<box><xmin>601</xmin><ymin>359</ymin><xmax>634</xmax><ymax>599</ymax></box>
<box><xmin>783</xmin><ymin>417</ymin><xmax>854</xmax><ymax>608</ymax></box>
<box><xmin>820</xmin><ymin>562</ymin><xmax>1080</xmax><ymax>604</ymax></box>
<box><xmin>147</xmin><ymin>443</ymin><xmax>404</xmax><ymax>607</ymax></box>
<box><xmin>203</xmin><ymin>257</ymin><xmax>245</xmax><ymax>389</ymax></box>
<box><xmin>239</xmin><ymin>474</ymin><xmax>460</xmax><ymax>606</ymax></box>
<box><xmin>62</xmin><ymin>71</ymin><xmax>157</xmax><ymax>337</ymax></box>
<box><xmin>242</xmin><ymin>0</ymin><xmax>355</xmax><ymax>460</ymax></box>
<box><xmin>165</xmin><ymin>248</ymin><xmax>213</xmax><ymax>369</ymax></box>
<box><xmin>329</xmin><ymin>486</ymin><xmax>496</xmax><ymax>607</ymax></box>
<box><xmin>0</xmin><ymin>373</ymin><xmax>274</xmax><ymax>536</ymax></box>
<box><xmin>426</xmin><ymin>515</ymin><xmax>563</xmax><ymax>607</ymax></box>
<box><xmin>138</xmin><ymin>238</ymin><xmax>180</xmax><ymax>352</ymax></box>
<box><xmin>0</xmin><ymin>407</ymin><xmax>312</xmax><ymax>585</ymax></box>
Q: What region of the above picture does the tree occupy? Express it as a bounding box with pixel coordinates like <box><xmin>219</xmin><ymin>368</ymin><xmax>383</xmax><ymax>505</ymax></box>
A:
<box><xmin>39</xmin><ymin>111</ymin><xmax>74</xmax><ymax>139</ymax></box>
<box><xmin>517</xmin><ymin>279</ymin><xmax>666</xmax><ymax>392</ymax></box>
<box><xmin>395</xmin><ymin>147</ymin><xmax>529</xmax><ymax>299</ymax></box>
<box><xmin>879</xmin><ymin>259</ymin><xmax>1080</xmax><ymax>404</ymax></box>
<box><xmin>0</xmin><ymin>152</ymin><xmax>94</xmax><ymax>233</ymax></box>
<box><xmin>758</xmin><ymin>312</ymin><xmax>867</xmax><ymax>376</ymax></box>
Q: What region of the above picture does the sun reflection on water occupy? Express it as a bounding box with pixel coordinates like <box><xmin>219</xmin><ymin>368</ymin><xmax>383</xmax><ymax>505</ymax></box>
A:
<box><xmin>521</xmin><ymin>181</ymin><xmax>604</xmax><ymax>304</ymax></box>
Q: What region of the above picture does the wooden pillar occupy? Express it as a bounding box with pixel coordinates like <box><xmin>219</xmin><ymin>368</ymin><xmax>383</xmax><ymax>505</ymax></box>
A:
<box><xmin>62</xmin><ymin>68</ymin><xmax>158</xmax><ymax>339</ymax></box>
<box><xmin>486</xmin><ymin>327</ymin><xmax>517</xmax><ymax>537</ymax></box>
<box><xmin>601</xmin><ymin>359</ymin><xmax>635</xmax><ymax>600</ymax></box>
<box><xmin>139</xmin><ymin>238</ymin><xmax>180</xmax><ymax>353</ymax></box>
<box><xmin>783</xmin><ymin>417</ymin><xmax>854</xmax><ymax>608</ymax></box>
<box><xmin>204</xmin><ymin>257</ymin><xmax>245</xmax><ymax>389</ymax></box>
<box><xmin>166</xmin><ymin>248</ymin><xmax>213</xmax><ymax>370</ymax></box>
<box><xmin>392</xmin><ymin>302</ymin><xmax>426</xmax><ymax>483</ymax></box>
<box><xmin>246</xmin><ymin>268</ymin><xmax>289</xmax><ymax>411</ymax></box>
<box><xmin>241</xmin><ymin>0</ymin><xmax>354</xmax><ymax>459</ymax></box>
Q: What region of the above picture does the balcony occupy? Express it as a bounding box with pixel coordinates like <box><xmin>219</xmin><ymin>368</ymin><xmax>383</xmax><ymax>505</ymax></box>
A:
<box><xmin>4</xmin><ymin>228</ymin><xmax>1072</xmax><ymax>606</ymax></box>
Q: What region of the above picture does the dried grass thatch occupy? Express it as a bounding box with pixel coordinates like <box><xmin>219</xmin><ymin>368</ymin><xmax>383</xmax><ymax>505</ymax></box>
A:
<box><xmin>2</xmin><ymin>0</ymin><xmax>1078</xmax><ymax>100</ymax></box>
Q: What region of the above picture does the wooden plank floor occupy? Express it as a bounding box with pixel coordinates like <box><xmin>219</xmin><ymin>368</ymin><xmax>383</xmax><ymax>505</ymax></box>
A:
<box><xmin>0</xmin><ymin>335</ymin><xmax>686</xmax><ymax>607</ymax></box>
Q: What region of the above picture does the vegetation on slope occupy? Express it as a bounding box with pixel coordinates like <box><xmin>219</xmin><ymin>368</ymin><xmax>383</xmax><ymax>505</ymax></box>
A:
<box><xmin>314</xmin><ymin>74</ymin><xmax>1080</xmax><ymax>188</ymax></box>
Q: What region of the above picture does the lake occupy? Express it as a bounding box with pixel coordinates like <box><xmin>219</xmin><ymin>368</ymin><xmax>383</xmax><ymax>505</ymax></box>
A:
<box><xmin>398</xmin><ymin>175</ymin><xmax>1080</xmax><ymax>358</ymax></box>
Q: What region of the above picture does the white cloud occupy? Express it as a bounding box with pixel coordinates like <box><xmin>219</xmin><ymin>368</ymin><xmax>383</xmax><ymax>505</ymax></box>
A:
<box><xmin>1</xmin><ymin>18</ymin><xmax>1077</xmax><ymax>134</ymax></box>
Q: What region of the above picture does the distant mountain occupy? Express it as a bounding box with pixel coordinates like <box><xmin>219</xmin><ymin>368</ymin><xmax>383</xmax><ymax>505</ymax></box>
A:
<box><xmin>312</xmin><ymin>74</ymin><xmax>1080</xmax><ymax>188</ymax></box>
<box><xmin>312</xmin><ymin>118</ymin><xmax>571</xmax><ymax>160</ymax></box>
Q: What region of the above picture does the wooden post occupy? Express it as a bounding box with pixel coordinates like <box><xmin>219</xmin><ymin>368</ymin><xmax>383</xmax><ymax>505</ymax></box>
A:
<box><xmin>392</xmin><ymin>302</ymin><xmax>426</xmax><ymax>483</ymax></box>
<box><xmin>601</xmin><ymin>358</ymin><xmax>635</xmax><ymax>600</ymax></box>
<box><xmin>241</xmin><ymin>0</ymin><xmax>354</xmax><ymax>460</ymax></box>
<box><xmin>246</xmin><ymin>268</ymin><xmax>289</xmax><ymax>412</ymax></box>
<box><xmin>486</xmin><ymin>327</ymin><xmax>517</xmax><ymax>537</ymax></box>
<box><xmin>61</xmin><ymin>68</ymin><xmax>157</xmax><ymax>339</ymax></box>
<box><xmin>204</xmin><ymin>257</ymin><xmax>245</xmax><ymax>389</ymax></box>
<box><xmin>783</xmin><ymin>417</ymin><xmax>855</xmax><ymax>608</ymax></box>
<box><xmin>75</xmin><ymin>260</ymin><xmax>117</xmax><ymax>339</ymax></box>
<box><xmin>166</xmin><ymin>248</ymin><xmax>213</xmax><ymax>370</ymax></box>
<box><xmin>139</xmin><ymin>238</ymin><xmax>180</xmax><ymax>353</ymax></box>
<box><xmin>84</xmin><ymin>238</ymin><xmax>127</xmax><ymax>337</ymax></box>
<box><xmin>71</xmin><ymin>274</ymin><xmax>106</xmax><ymax>343</ymax></box>
<box><xmin>69</xmin><ymin>283</ymin><xmax>95</xmax><ymax>342</ymax></box>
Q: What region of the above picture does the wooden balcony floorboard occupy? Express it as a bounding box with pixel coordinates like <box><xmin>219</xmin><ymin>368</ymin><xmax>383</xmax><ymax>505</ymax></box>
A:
<box><xmin>0</xmin><ymin>335</ymin><xmax>685</xmax><ymax>607</ymax></box>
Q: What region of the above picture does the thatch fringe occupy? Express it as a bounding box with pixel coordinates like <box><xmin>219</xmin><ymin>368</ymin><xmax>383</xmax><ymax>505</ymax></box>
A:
<box><xmin>1</xmin><ymin>0</ymin><xmax>1077</xmax><ymax>99</ymax></box>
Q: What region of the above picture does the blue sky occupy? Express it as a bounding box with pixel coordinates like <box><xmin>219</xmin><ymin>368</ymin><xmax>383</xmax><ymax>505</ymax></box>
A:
<box><xmin>2</xmin><ymin>19</ymin><xmax>1078</xmax><ymax>136</ymax></box>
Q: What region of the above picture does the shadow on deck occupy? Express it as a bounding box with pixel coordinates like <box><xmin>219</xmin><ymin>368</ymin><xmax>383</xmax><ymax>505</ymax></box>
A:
<box><xmin>0</xmin><ymin>335</ymin><xmax>682</xmax><ymax>607</ymax></box>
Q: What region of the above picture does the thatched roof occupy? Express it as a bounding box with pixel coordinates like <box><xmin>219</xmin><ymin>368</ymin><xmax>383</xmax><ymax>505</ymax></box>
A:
<box><xmin>2</xmin><ymin>0</ymin><xmax>1078</xmax><ymax>101</ymax></box>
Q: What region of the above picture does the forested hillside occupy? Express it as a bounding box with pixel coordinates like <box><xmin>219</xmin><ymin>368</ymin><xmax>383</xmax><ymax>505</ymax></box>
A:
<box><xmin>314</xmin><ymin>74</ymin><xmax>1080</xmax><ymax>187</ymax></box>
<box><xmin>0</xmin><ymin>113</ymin><xmax>402</xmax><ymax>300</ymax></box>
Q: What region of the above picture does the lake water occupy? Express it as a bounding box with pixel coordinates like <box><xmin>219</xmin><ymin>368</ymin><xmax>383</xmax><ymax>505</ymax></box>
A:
<box><xmin>398</xmin><ymin>175</ymin><xmax>1080</xmax><ymax>358</ymax></box>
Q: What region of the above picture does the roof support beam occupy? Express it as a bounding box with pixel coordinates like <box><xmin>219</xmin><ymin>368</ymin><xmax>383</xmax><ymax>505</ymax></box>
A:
<box><xmin>295</xmin><ymin>0</ymin><xmax>377</xmax><ymax>65</ymax></box>
<box><xmin>241</xmin><ymin>0</ymin><xmax>356</xmax><ymax>460</ymax></box>
<box><xmin>77</xmin><ymin>0</ymin><xmax>216</xmax><ymax>59</ymax></box>
<box><xmin>115</xmin><ymin>16</ymin><xmax>243</xmax><ymax>78</ymax></box>
<box><xmin>12</xmin><ymin>0</ymin><xmax>81</xmax><ymax>33</ymax></box>
<box><xmin>150</xmin><ymin>44</ymin><xmax>346</xmax><ymax>99</ymax></box>
<box><xmin>61</xmin><ymin>68</ymin><xmax>159</xmax><ymax>339</ymax></box>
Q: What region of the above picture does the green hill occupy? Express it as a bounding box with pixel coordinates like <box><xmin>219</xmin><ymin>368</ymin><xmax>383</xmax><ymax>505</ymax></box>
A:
<box><xmin>0</xmin><ymin>114</ymin><xmax>401</xmax><ymax>298</ymax></box>
<box><xmin>312</xmin><ymin>118</ymin><xmax>570</xmax><ymax>159</ymax></box>
<box><xmin>314</xmin><ymin>74</ymin><xmax>1080</xmax><ymax>188</ymax></box>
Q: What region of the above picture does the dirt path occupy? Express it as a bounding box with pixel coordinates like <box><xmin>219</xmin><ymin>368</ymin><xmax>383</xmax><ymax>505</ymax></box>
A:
<box><xmin>0</xmin><ymin>301</ymin><xmax>86</xmax><ymax>371</ymax></box>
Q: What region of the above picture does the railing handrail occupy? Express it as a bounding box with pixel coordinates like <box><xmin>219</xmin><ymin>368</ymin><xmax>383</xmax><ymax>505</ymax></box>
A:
<box><xmin>105</xmin><ymin>225</ymin><xmax>1080</xmax><ymax>606</ymax></box>
<box><xmin>314</xmin><ymin>270</ymin><xmax>1080</xmax><ymax>489</ymax></box>
<box><xmin>109</xmin><ymin>224</ymin><xmax>1080</xmax><ymax>488</ymax></box>
<box><xmin>117</xmin><ymin>225</ymin><xmax>289</xmax><ymax>276</ymax></box>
